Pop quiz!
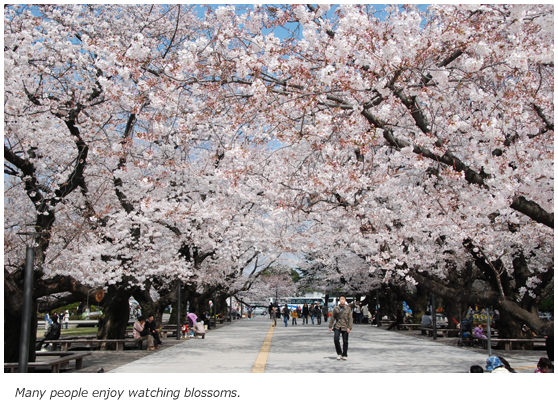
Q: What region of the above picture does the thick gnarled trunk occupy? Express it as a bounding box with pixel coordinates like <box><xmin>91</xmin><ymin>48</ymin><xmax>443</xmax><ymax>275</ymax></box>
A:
<box><xmin>96</xmin><ymin>286</ymin><xmax>133</xmax><ymax>343</ymax></box>
<box><xmin>4</xmin><ymin>271</ymin><xmax>38</xmax><ymax>363</ymax></box>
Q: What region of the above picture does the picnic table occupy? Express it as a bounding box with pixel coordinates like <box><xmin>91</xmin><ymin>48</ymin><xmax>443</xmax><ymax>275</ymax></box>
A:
<box><xmin>4</xmin><ymin>351</ymin><xmax>91</xmax><ymax>373</ymax></box>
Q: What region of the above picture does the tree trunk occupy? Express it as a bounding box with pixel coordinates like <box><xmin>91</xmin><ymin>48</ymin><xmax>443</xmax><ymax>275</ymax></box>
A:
<box><xmin>494</xmin><ymin>307</ymin><xmax>528</xmax><ymax>349</ymax></box>
<box><xmin>4</xmin><ymin>297</ymin><xmax>38</xmax><ymax>363</ymax></box>
<box><xmin>169</xmin><ymin>283</ymin><xmax>187</xmax><ymax>325</ymax></box>
<box><xmin>96</xmin><ymin>286</ymin><xmax>132</xmax><ymax>344</ymax></box>
<box><xmin>169</xmin><ymin>300</ymin><xmax>188</xmax><ymax>325</ymax></box>
<box><xmin>402</xmin><ymin>284</ymin><xmax>430</xmax><ymax>322</ymax></box>
<box><xmin>443</xmin><ymin>298</ymin><xmax>461</xmax><ymax>330</ymax></box>
<box><xmin>133</xmin><ymin>286</ymin><xmax>169</xmax><ymax>328</ymax></box>
<box><xmin>217</xmin><ymin>293</ymin><xmax>228</xmax><ymax>317</ymax></box>
<box><xmin>4</xmin><ymin>269</ymin><xmax>39</xmax><ymax>363</ymax></box>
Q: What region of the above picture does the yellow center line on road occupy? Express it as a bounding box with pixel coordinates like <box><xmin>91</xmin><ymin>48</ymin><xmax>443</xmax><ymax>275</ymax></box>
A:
<box><xmin>251</xmin><ymin>324</ymin><xmax>275</xmax><ymax>373</ymax></box>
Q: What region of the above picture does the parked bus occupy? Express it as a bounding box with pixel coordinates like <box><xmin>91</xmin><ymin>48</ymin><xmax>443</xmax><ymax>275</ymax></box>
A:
<box><xmin>281</xmin><ymin>296</ymin><xmax>325</xmax><ymax>311</ymax></box>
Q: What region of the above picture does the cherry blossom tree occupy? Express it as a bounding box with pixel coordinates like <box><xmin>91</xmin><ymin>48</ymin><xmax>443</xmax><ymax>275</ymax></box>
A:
<box><xmin>189</xmin><ymin>4</ymin><xmax>553</xmax><ymax>334</ymax></box>
<box><xmin>235</xmin><ymin>265</ymin><xmax>297</xmax><ymax>304</ymax></box>
<box><xmin>3</xmin><ymin>4</ymin><xmax>290</xmax><ymax>359</ymax></box>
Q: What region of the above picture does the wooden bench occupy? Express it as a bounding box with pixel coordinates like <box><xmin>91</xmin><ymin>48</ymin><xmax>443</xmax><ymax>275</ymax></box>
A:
<box><xmin>53</xmin><ymin>335</ymin><xmax>97</xmax><ymax>340</ymax></box>
<box><xmin>398</xmin><ymin>323</ymin><xmax>423</xmax><ymax>331</ymax></box>
<box><xmin>160</xmin><ymin>328</ymin><xmax>179</xmax><ymax>338</ymax></box>
<box><xmin>44</xmin><ymin>339</ymin><xmax>143</xmax><ymax>351</ymax></box>
<box><xmin>472</xmin><ymin>337</ymin><xmax>546</xmax><ymax>351</ymax></box>
<box><xmin>4</xmin><ymin>351</ymin><xmax>91</xmax><ymax>373</ymax></box>
<box><xmin>384</xmin><ymin>322</ymin><xmax>422</xmax><ymax>331</ymax></box>
<box><xmin>124</xmin><ymin>328</ymin><xmax>176</xmax><ymax>339</ymax></box>
<box><xmin>420</xmin><ymin>327</ymin><xmax>461</xmax><ymax>338</ymax></box>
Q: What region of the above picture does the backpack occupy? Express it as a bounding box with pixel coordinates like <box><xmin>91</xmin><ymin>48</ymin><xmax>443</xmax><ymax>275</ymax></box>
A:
<box><xmin>45</xmin><ymin>323</ymin><xmax>61</xmax><ymax>340</ymax></box>
<box><xmin>461</xmin><ymin>318</ymin><xmax>472</xmax><ymax>334</ymax></box>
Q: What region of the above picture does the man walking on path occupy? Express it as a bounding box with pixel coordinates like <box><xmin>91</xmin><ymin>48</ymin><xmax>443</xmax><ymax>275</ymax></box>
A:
<box><xmin>322</xmin><ymin>304</ymin><xmax>328</xmax><ymax>323</ymax></box>
<box><xmin>329</xmin><ymin>296</ymin><xmax>353</xmax><ymax>360</ymax></box>
<box><xmin>315</xmin><ymin>303</ymin><xmax>322</xmax><ymax>325</ymax></box>
<box><xmin>282</xmin><ymin>304</ymin><xmax>290</xmax><ymax>327</ymax></box>
<box><xmin>268</xmin><ymin>302</ymin><xmax>274</xmax><ymax>319</ymax></box>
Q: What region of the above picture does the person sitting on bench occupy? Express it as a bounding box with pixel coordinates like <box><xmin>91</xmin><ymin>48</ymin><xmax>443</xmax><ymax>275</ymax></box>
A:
<box><xmin>421</xmin><ymin>311</ymin><xmax>432</xmax><ymax>335</ymax></box>
<box><xmin>473</xmin><ymin>323</ymin><xmax>487</xmax><ymax>339</ymax></box>
<box><xmin>387</xmin><ymin>310</ymin><xmax>403</xmax><ymax>330</ymax></box>
<box><xmin>133</xmin><ymin>316</ymin><xmax>158</xmax><ymax>350</ymax></box>
<box><xmin>35</xmin><ymin>314</ymin><xmax>61</xmax><ymax>351</ymax></box>
<box><xmin>145</xmin><ymin>315</ymin><xmax>163</xmax><ymax>346</ymax></box>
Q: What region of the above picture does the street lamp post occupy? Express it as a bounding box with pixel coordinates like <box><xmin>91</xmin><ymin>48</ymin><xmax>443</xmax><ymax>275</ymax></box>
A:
<box><xmin>213</xmin><ymin>291</ymin><xmax>217</xmax><ymax>326</ymax></box>
<box><xmin>485</xmin><ymin>307</ymin><xmax>493</xmax><ymax>357</ymax></box>
<box><xmin>431</xmin><ymin>294</ymin><xmax>437</xmax><ymax>341</ymax></box>
<box><xmin>228</xmin><ymin>295</ymin><xmax>232</xmax><ymax>322</ymax></box>
<box><xmin>176</xmin><ymin>278</ymin><xmax>181</xmax><ymax>341</ymax></box>
<box><xmin>17</xmin><ymin>231</ymin><xmax>42</xmax><ymax>374</ymax></box>
<box><xmin>376</xmin><ymin>289</ymin><xmax>380</xmax><ymax>326</ymax></box>
<box><xmin>85</xmin><ymin>288</ymin><xmax>97</xmax><ymax>320</ymax></box>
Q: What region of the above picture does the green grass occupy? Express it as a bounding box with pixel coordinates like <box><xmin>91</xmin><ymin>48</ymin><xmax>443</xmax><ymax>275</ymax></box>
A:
<box><xmin>36</xmin><ymin>327</ymin><xmax>98</xmax><ymax>339</ymax></box>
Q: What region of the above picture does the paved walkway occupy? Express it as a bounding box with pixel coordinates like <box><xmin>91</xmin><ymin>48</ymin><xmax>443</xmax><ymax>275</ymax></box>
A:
<box><xmin>110</xmin><ymin>317</ymin><xmax>543</xmax><ymax>373</ymax></box>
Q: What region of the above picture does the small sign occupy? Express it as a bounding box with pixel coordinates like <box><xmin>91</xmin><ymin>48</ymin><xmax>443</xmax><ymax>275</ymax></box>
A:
<box><xmin>95</xmin><ymin>289</ymin><xmax>105</xmax><ymax>302</ymax></box>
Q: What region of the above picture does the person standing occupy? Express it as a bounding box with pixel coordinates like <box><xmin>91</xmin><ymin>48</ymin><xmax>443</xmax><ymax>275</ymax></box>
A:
<box><xmin>281</xmin><ymin>304</ymin><xmax>290</xmax><ymax>327</ymax></box>
<box><xmin>302</xmin><ymin>303</ymin><xmax>309</xmax><ymax>325</ymax></box>
<box><xmin>291</xmin><ymin>307</ymin><xmax>298</xmax><ymax>326</ymax></box>
<box><xmin>58</xmin><ymin>311</ymin><xmax>65</xmax><ymax>329</ymax></box>
<box><xmin>268</xmin><ymin>302</ymin><xmax>274</xmax><ymax>319</ymax></box>
<box><xmin>329</xmin><ymin>296</ymin><xmax>353</xmax><ymax>360</ymax></box>
<box><xmin>361</xmin><ymin>303</ymin><xmax>369</xmax><ymax>323</ymax></box>
<box><xmin>322</xmin><ymin>304</ymin><xmax>328</xmax><ymax>323</ymax></box>
<box><xmin>271</xmin><ymin>307</ymin><xmax>277</xmax><ymax>327</ymax></box>
<box><xmin>310</xmin><ymin>304</ymin><xmax>316</xmax><ymax>325</ymax></box>
<box><xmin>315</xmin><ymin>303</ymin><xmax>322</xmax><ymax>325</ymax></box>
<box><xmin>355</xmin><ymin>302</ymin><xmax>362</xmax><ymax>324</ymax></box>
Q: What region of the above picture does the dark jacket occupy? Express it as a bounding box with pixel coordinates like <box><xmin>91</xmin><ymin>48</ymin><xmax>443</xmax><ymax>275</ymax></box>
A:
<box><xmin>45</xmin><ymin>321</ymin><xmax>61</xmax><ymax>340</ymax></box>
<box><xmin>145</xmin><ymin>319</ymin><xmax>158</xmax><ymax>333</ymax></box>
